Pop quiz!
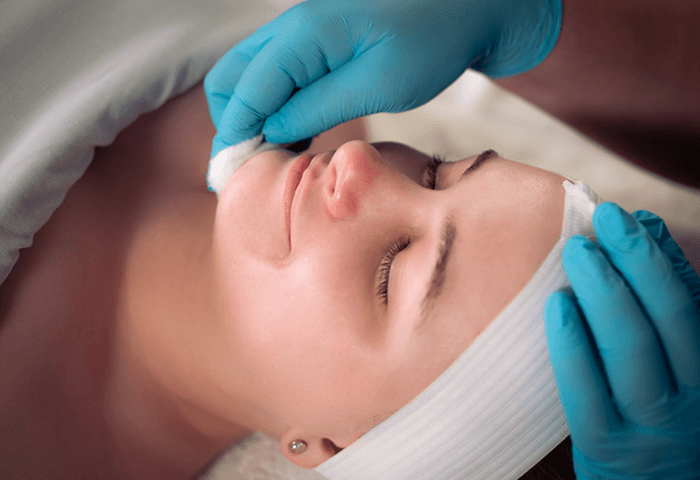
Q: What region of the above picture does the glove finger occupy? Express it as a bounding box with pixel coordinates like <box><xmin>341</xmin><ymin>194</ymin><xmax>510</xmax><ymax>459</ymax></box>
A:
<box><xmin>632</xmin><ymin>209</ymin><xmax>700</xmax><ymax>308</ymax></box>
<box><xmin>261</xmin><ymin>51</ymin><xmax>391</xmax><ymax>143</ymax></box>
<box><xmin>210</xmin><ymin>42</ymin><xmax>300</xmax><ymax>152</ymax></box>
<box><xmin>215</xmin><ymin>28</ymin><xmax>356</xmax><ymax>150</ymax></box>
<box><xmin>544</xmin><ymin>290</ymin><xmax>623</xmax><ymax>445</ymax></box>
<box><xmin>204</xmin><ymin>23</ymin><xmax>278</xmax><ymax>128</ymax></box>
<box><xmin>263</xmin><ymin>43</ymin><xmax>462</xmax><ymax>143</ymax></box>
<box><xmin>562</xmin><ymin>235</ymin><xmax>676</xmax><ymax>426</ymax></box>
<box><xmin>595</xmin><ymin>203</ymin><xmax>700</xmax><ymax>388</ymax></box>
<box><xmin>210</xmin><ymin>90</ymin><xmax>273</xmax><ymax>157</ymax></box>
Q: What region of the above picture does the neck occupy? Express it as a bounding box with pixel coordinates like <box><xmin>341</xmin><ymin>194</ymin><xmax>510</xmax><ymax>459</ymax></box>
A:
<box><xmin>106</xmin><ymin>193</ymin><xmax>252</xmax><ymax>478</ymax></box>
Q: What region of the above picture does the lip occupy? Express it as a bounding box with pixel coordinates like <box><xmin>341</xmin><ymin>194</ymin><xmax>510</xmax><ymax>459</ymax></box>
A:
<box><xmin>284</xmin><ymin>154</ymin><xmax>313</xmax><ymax>249</ymax></box>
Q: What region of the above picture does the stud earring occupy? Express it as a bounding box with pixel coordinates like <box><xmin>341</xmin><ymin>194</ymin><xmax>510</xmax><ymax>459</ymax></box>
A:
<box><xmin>289</xmin><ymin>439</ymin><xmax>308</xmax><ymax>454</ymax></box>
<box><xmin>288</xmin><ymin>439</ymin><xmax>308</xmax><ymax>454</ymax></box>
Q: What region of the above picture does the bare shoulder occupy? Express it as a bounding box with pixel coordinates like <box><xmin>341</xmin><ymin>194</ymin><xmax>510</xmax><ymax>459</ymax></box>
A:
<box><xmin>0</xmin><ymin>83</ymin><xmax>215</xmax><ymax>480</ymax></box>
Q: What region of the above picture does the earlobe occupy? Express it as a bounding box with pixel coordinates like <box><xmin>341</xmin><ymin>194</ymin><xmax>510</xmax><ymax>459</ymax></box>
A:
<box><xmin>279</xmin><ymin>427</ymin><xmax>343</xmax><ymax>469</ymax></box>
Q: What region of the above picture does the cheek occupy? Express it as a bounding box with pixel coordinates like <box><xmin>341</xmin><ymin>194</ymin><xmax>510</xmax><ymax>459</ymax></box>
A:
<box><xmin>233</xmin><ymin>287</ymin><xmax>381</xmax><ymax>432</ymax></box>
<box><xmin>216</xmin><ymin>159</ymin><xmax>288</xmax><ymax>260</ymax></box>
<box><xmin>224</xmin><ymin>258</ymin><xmax>362</xmax><ymax>383</ymax></box>
<box><xmin>215</xmin><ymin>225</ymin><xmax>394</xmax><ymax>428</ymax></box>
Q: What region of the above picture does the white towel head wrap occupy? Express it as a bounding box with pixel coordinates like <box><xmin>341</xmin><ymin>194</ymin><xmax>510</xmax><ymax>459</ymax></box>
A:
<box><xmin>316</xmin><ymin>179</ymin><xmax>602</xmax><ymax>480</ymax></box>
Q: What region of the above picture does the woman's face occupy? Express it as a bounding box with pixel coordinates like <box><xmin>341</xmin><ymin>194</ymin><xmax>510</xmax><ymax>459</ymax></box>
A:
<box><xmin>212</xmin><ymin>141</ymin><xmax>565</xmax><ymax>449</ymax></box>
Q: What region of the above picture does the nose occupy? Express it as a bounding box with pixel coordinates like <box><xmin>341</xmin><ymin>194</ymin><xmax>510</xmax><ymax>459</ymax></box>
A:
<box><xmin>324</xmin><ymin>141</ymin><xmax>382</xmax><ymax>220</ymax></box>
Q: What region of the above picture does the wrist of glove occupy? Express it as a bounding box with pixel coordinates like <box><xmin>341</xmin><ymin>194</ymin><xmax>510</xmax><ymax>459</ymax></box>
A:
<box><xmin>545</xmin><ymin>203</ymin><xmax>700</xmax><ymax>480</ymax></box>
<box><xmin>478</xmin><ymin>0</ymin><xmax>562</xmax><ymax>78</ymax></box>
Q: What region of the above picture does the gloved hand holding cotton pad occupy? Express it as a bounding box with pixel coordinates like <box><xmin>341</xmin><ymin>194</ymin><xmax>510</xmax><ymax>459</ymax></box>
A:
<box><xmin>207</xmin><ymin>135</ymin><xmax>313</xmax><ymax>196</ymax></box>
<box><xmin>207</xmin><ymin>134</ymin><xmax>277</xmax><ymax>196</ymax></box>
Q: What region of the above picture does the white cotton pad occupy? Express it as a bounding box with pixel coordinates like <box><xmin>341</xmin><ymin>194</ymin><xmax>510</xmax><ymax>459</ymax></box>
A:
<box><xmin>207</xmin><ymin>134</ymin><xmax>277</xmax><ymax>196</ymax></box>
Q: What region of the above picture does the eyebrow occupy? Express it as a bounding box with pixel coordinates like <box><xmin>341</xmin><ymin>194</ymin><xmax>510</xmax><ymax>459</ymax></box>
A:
<box><xmin>459</xmin><ymin>149</ymin><xmax>498</xmax><ymax>181</ymax></box>
<box><xmin>420</xmin><ymin>217</ymin><xmax>456</xmax><ymax>326</ymax></box>
<box><xmin>417</xmin><ymin>149</ymin><xmax>498</xmax><ymax>328</ymax></box>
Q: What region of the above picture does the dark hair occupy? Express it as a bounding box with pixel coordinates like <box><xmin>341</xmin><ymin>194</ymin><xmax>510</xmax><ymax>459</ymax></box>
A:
<box><xmin>518</xmin><ymin>437</ymin><xmax>576</xmax><ymax>480</ymax></box>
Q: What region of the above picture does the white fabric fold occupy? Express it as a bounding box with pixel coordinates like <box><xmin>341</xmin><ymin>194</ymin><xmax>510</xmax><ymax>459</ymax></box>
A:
<box><xmin>0</xmin><ymin>0</ymin><xmax>278</xmax><ymax>285</ymax></box>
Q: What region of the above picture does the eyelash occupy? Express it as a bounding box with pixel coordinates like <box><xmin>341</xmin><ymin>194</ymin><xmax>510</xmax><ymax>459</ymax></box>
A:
<box><xmin>377</xmin><ymin>237</ymin><xmax>410</xmax><ymax>305</ymax></box>
<box><xmin>425</xmin><ymin>154</ymin><xmax>444</xmax><ymax>190</ymax></box>
<box><xmin>376</xmin><ymin>154</ymin><xmax>444</xmax><ymax>305</ymax></box>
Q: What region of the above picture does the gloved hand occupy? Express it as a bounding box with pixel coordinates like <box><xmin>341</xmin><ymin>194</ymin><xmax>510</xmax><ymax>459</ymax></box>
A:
<box><xmin>204</xmin><ymin>0</ymin><xmax>562</xmax><ymax>157</ymax></box>
<box><xmin>545</xmin><ymin>202</ymin><xmax>700</xmax><ymax>480</ymax></box>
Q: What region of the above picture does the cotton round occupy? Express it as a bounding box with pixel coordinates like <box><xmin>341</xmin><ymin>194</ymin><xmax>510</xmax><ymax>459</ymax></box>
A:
<box><xmin>208</xmin><ymin>134</ymin><xmax>278</xmax><ymax>195</ymax></box>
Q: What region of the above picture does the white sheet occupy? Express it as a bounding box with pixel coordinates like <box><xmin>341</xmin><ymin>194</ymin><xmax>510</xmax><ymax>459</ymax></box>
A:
<box><xmin>0</xmin><ymin>0</ymin><xmax>277</xmax><ymax>284</ymax></box>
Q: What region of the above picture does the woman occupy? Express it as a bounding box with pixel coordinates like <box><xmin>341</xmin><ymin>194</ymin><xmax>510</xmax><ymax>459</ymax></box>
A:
<box><xmin>2</xmin><ymin>1</ymin><xmax>697</xmax><ymax>479</ymax></box>
<box><xmin>205</xmin><ymin>0</ymin><xmax>700</xmax><ymax>474</ymax></box>
<box><xmin>0</xmin><ymin>79</ymin><xmax>599</xmax><ymax>478</ymax></box>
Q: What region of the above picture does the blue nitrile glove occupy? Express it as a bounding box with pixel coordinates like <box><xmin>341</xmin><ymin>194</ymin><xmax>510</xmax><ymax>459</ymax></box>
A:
<box><xmin>204</xmin><ymin>0</ymin><xmax>562</xmax><ymax>157</ymax></box>
<box><xmin>545</xmin><ymin>202</ymin><xmax>700</xmax><ymax>480</ymax></box>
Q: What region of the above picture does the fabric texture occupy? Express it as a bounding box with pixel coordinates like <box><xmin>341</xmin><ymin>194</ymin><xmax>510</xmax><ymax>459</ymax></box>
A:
<box><xmin>316</xmin><ymin>179</ymin><xmax>602</xmax><ymax>480</ymax></box>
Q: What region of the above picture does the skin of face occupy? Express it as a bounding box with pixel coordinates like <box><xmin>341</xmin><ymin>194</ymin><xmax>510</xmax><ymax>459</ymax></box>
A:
<box><xmin>208</xmin><ymin>141</ymin><xmax>566</xmax><ymax>468</ymax></box>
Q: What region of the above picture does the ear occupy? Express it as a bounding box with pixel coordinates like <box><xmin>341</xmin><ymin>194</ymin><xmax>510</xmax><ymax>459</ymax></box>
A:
<box><xmin>279</xmin><ymin>427</ymin><xmax>344</xmax><ymax>469</ymax></box>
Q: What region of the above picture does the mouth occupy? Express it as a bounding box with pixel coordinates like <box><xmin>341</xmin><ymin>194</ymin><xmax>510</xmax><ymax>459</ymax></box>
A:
<box><xmin>284</xmin><ymin>154</ymin><xmax>313</xmax><ymax>249</ymax></box>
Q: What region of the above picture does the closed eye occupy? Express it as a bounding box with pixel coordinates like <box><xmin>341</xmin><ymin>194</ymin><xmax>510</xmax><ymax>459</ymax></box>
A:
<box><xmin>423</xmin><ymin>154</ymin><xmax>444</xmax><ymax>190</ymax></box>
<box><xmin>376</xmin><ymin>154</ymin><xmax>441</xmax><ymax>306</ymax></box>
<box><xmin>376</xmin><ymin>237</ymin><xmax>410</xmax><ymax>305</ymax></box>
